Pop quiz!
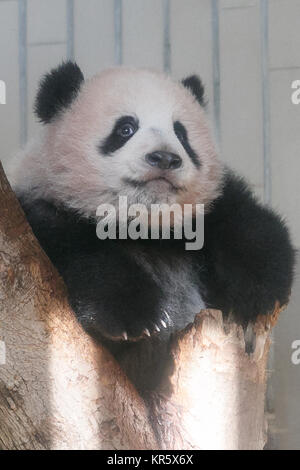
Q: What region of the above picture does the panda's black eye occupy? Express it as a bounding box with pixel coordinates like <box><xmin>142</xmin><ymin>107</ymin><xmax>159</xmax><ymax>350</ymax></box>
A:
<box><xmin>100</xmin><ymin>115</ymin><xmax>139</xmax><ymax>155</ymax></box>
<box><xmin>117</xmin><ymin>122</ymin><xmax>136</xmax><ymax>139</ymax></box>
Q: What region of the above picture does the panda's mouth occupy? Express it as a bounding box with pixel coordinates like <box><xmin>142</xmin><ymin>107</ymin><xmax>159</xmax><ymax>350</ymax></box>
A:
<box><xmin>123</xmin><ymin>176</ymin><xmax>183</xmax><ymax>192</ymax></box>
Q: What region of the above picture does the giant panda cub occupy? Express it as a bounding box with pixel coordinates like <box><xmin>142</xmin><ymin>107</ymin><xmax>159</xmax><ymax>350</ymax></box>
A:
<box><xmin>9</xmin><ymin>62</ymin><xmax>294</xmax><ymax>392</ymax></box>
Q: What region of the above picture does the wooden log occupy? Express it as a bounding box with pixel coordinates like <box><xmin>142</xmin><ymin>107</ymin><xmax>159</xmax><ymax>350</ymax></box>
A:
<box><xmin>0</xmin><ymin>162</ymin><xmax>284</xmax><ymax>450</ymax></box>
<box><xmin>148</xmin><ymin>307</ymin><xmax>284</xmax><ymax>450</ymax></box>
<box><xmin>0</xmin><ymin>162</ymin><xmax>157</xmax><ymax>450</ymax></box>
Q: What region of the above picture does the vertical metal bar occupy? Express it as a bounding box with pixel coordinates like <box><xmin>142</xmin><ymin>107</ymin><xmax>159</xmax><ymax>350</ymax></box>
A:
<box><xmin>66</xmin><ymin>0</ymin><xmax>75</xmax><ymax>61</ymax></box>
<box><xmin>18</xmin><ymin>0</ymin><xmax>27</xmax><ymax>147</ymax></box>
<box><xmin>211</xmin><ymin>0</ymin><xmax>221</xmax><ymax>147</ymax></box>
<box><xmin>261</xmin><ymin>0</ymin><xmax>271</xmax><ymax>205</ymax></box>
<box><xmin>163</xmin><ymin>0</ymin><xmax>171</xmax><ymax>73</ymax></box>
<box><xmin>260</xmin><ymin>0</ymin><xmax>274</xmax><ymax>425</ymax></box>
<box><xmin>114</xmin><ymin>0</ymin><xmax>123</xmax><ymax>65</ymax></box>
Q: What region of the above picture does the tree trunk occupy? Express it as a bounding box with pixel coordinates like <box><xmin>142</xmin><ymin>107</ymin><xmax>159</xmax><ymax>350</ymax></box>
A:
<box><xmin>0</xmin><ymin>162</ymin><xmax>284</xmax><ymax>450</ymax></box>
<box><xmin>148</xmin><ymin>306</ymin><xmax>283</xmax><ymax>450</ymax></box>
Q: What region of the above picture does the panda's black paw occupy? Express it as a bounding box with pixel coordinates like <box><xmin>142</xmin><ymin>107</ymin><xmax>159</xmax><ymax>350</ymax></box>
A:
<box><xmin>125</xmin><ymin>309</ymin><xmax>173</xmax><ymax>341</ymax></box>
<box><xmin>73</xmin><ymin>299</ymin><xmax>174</xmax><ymax>343</ymax></box>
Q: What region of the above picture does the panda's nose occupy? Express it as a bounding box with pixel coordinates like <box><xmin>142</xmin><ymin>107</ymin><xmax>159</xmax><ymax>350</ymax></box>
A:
<box><xmin>145</xmin><ymin>151</ymin><xmax>182</xmax><ymax>170</ymax></box>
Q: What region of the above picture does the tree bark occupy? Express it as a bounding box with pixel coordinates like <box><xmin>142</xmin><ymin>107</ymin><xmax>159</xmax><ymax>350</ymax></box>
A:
<box><xmin>0</xmin><ymin>162</ymin><xmax>284</xmax><ymax>450</ymax></box>
<box><xmin>148</xmin><ymin>306</ymin><xmax>283</xmax><ymax>450</ymax></box>
<box><xmin>0</xmin><ymin>162</ymin><xmax>156</xmax><ymax>450</ymax></box>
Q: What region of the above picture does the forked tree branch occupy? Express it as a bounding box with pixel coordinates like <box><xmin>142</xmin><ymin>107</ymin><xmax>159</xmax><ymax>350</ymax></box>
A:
<box><xmin>0</xmin><ymin>162</ymin><xmax>283</xmax><ymax>450</ymax></box>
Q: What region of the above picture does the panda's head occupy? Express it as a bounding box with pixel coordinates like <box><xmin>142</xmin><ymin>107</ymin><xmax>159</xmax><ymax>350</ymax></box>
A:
<box><xmin>17</xmin><ymin>62</ymin><xmax>223</xmax><ymax>217</ymax></box>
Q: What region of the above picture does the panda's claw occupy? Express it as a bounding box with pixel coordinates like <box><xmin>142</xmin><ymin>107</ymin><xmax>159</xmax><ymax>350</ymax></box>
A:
<box><xmin>160</xmin><ymin>319</ymin><xmax>167</xmax><ymax>328</ymax></box>
<box><xmin>144</xmin><ymin>328</ymin><xmax>151</xmax><ymax>337</ymax></box>
<box><xmin>122</xmin><ymin>331</ymin><xmax>128</xmax><ymax>341</ymax></box>
<box><xmin>163</xmin><ymin>310</ymin><xmax>172</xmax><ymax>325</ymax></box>
<box><xmin>154</xmin><ymin>324</ymin><xmax>160</xmax><ymax>332</ymax></box>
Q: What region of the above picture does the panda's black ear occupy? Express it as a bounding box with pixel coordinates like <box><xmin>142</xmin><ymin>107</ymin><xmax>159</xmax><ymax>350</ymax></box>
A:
<box><xmin>181</xmin><ymin>75</ymin><xmax>206</xmax><ymax>107</ymax></box>
<box><xmin>35</xmin><ymin>61</ymin><xmax>84</xmax><ymax>123</ymax></box>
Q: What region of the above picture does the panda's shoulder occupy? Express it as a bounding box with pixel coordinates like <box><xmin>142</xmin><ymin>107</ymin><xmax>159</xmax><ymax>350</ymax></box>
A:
<box><xmin>18</xmin><ymin>195</ymin><xmax>97</xmax><ymax>257</ymax></box>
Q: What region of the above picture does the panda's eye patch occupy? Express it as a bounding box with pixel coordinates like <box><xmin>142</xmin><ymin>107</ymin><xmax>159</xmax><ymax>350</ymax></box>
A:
<box><xmin>173</xmin><ymin>120</ymin><xmax>201</xmax><ymax>168</ymax></box>
<box><xmin>173</xmin><ymin>121</ymin><xmax>187</xmax><ymax>143</ymax></box>
<box><xmin>100</xmin><ymin>116</ymin><xmax>138</xmax><ymax>155</ymax></box>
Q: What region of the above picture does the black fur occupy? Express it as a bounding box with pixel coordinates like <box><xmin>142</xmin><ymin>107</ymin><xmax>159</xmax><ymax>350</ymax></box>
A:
<box><xmin>202</xmin><ymin>170</ymin><xmax>295</xmax><ymax>322</ymax></box>
<box><xmin>182</xmin><ymin>75</ymin><xmax>206</xmax><ymax>107</ymax></box>
<box><xmin>18</xmin><ymin>196</ymin><xmax>204</xmax><ymax>341</ymax></box>
<box><xmin>173</xmin><ymin>121</ymin><xmax>201</xmax><ymax>168</ymax></box>
<box><xmin>35</xmin><ymin>61</ymin><xmax>84</xmax><ymax>123</ymax></box>
<box><xmin>18</xmin><ymin>171</ymin><xmax>295</xmax><ymax>391</ymax></box>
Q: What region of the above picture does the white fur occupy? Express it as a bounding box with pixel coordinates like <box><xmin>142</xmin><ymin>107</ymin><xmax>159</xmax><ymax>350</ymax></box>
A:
<box><xmin>8</xmin><ymin>67</ymin><xmax>223</xmax><ymax>217</ymax></box>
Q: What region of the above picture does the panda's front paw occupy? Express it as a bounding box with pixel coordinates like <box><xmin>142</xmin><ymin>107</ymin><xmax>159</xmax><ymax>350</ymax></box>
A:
<box><xmin>73</xmin><ymin>299</ymin><xmax>174</xmax><ymax>342</ymax></box>
<box><xmin>138</xmin><ymin>310</ymin><xmax>173</xmax><ymax>340</ymax></box>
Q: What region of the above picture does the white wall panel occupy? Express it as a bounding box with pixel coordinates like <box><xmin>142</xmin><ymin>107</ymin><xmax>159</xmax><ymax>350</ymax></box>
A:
<box><xmin>272</xmin><ymin>256</ymin><xmax>300</xmax><ymax>450</ymax></box>
<box><xmin>27</xmin><ymin>0</ymin><xmax>67</xmax><ymax>45</ymax></box>
<box><xmin>270</xmin><ymin>68</ymin><xmax>300</xmax><ymax>247</ymax></box>
<box><xmin>269</xmin><ymin>0</ymin><xmax>300</xmax><ymax>69</ymax></box>
<box><xmin>170</xmin><ymin>0</ymin><xmax>214</xmax><ymax>117</ymax></box>
<box><xmin>74</xmin><ymin>0</ymin><xmax>115</xmax><ymax>77</ymax></box>
<box><xmin>0</xmin><ymin>0</ymin><xmax>20</xmax><ymax>168</ymax></box>
<box><xmin>222</xmin><ymin>0</ymin><xmax>256</xmax><ymax>8</ymax></box>
<box><xmin>219</xmin><ymin>1</ymin><xmax>264</xmax><ymax>198</ymax></box>
<box><xmin>122</xmin><ymin>0</ymin><xmax>164</xmax><ymax>70</ymax></box>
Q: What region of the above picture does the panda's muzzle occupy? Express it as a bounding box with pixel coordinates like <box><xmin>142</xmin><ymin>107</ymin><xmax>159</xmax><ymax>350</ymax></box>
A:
<box><xmin>145</xmin><ymin>151</ymin><xmax>182</xmax><ymax>170</ymax></box>
<box><xmin>123</xmin><ymin>175</ymin><xmax>185</xmax><ymax>192</ymax></box>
